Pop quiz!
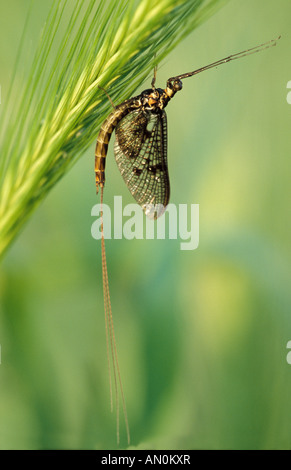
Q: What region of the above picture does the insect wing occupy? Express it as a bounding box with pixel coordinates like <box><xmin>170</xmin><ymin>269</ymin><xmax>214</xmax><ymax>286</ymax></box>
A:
<box><xmin>114</xmin><ymin>108</ymin><xmax>148</xmax><ymax>159</ymax></box>
<box><xmin>114</xmin><ymin>109</ymin><xmax>170</xmax><ymax>219</ymax></box>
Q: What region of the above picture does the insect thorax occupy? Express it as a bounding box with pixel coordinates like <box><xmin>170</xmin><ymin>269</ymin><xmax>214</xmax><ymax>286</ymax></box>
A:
<box><xmin>139</xmin><ymin>77</ymin><xmax>183</xmax><ymax>113</ymax></box>
<box><xmin>139</xmin><ymin>88</ymin><xmax>170</xmax><ymax>113</ymax></box>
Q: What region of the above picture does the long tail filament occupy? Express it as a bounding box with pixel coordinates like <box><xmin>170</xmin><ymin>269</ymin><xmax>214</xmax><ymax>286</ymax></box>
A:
<box><xmin>100</xmin><ymin>186</ymin><xmax>130</xmax><ymax>446</ymax></box>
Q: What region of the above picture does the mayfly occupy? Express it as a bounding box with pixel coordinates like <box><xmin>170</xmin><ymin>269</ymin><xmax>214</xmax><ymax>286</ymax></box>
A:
<box><xmin>95</xmin><ymin>36</ymin><xmax>280</xmax><ymax>445</ymax></box>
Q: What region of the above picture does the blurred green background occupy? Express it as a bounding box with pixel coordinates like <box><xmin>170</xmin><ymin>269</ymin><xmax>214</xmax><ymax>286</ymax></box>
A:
<box><xmin>0</xmin><ymin>0</ymin><xmax>290</xmax><ymax>449</ymax></box>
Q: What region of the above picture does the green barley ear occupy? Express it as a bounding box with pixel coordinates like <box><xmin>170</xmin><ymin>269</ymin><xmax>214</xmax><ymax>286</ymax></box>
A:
<box><xmin>0</xmin><ymin>0</ymin><xmax>227</xmax><ymax>258</ymax></box>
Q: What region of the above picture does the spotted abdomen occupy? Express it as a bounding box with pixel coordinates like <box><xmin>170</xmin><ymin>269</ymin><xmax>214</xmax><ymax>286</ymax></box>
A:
<box><xmin>95</xmin><ymin>99</ymin><xmax>139</xmax><ymax>193</ymax></box>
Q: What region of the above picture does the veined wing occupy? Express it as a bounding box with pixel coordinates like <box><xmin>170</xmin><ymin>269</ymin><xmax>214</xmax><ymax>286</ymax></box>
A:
<box><xmin>114</xmin><ymin>109</ymin><xmax>170</xmax><ymax>219</ymax></box>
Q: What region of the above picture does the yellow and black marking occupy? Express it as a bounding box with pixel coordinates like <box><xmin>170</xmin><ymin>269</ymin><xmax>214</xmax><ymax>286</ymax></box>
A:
<box><xmin>95</xmin><ymin>99</ymin><xmax>142</xmax><ymax>192</ymax></box>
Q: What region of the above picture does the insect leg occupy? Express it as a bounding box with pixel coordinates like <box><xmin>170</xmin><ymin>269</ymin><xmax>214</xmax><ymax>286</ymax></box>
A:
<box><xmin>151</xmin><ymin>64</ymin><xmax>158</xmax><ymax>89</ymax></box>
<box><xmin>98</xmin><ymin>85</ymin><xmax>116</xmax><ymax>109</ymax></box>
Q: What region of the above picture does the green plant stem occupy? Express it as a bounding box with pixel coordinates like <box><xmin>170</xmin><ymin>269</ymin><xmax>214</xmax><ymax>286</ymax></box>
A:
<box><xmin>0</xmin><ymin>0</ymin><xmax>228</xmax><ymax>259</ymax></box>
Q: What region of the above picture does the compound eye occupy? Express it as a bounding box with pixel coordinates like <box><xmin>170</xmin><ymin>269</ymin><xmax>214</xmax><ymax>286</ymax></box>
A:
<box><xmin>174</xmin><ymin>79</ymin><xmax>183</xmax><ymax>91</ymax></box>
